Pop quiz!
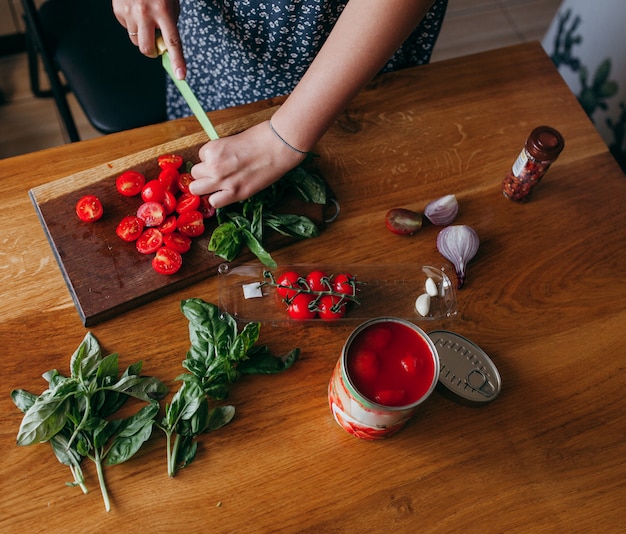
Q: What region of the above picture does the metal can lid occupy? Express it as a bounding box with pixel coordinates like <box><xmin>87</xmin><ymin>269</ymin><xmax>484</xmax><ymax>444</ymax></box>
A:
<box><xmin>428</xmin><ymin>330</ymin><xmax>501</xmax><ymax>406</ymax></box>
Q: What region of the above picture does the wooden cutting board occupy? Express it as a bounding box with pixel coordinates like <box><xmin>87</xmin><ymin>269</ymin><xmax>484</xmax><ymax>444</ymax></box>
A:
<box><xmin>29</xmin><ymin>108</ymin><xmax>329</xmax><ymax>326</ymax></box>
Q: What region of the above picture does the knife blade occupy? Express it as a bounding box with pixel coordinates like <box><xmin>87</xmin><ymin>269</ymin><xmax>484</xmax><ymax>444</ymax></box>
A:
<box><xmin>156</xmin><ymin>36</ymin><xmax>219</xmax><ymax>141</ymax></box>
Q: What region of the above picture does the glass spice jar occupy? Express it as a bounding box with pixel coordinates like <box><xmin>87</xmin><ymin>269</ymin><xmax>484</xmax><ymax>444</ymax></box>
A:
<box><xmin>502</xmin><ymin>126</ymin><xmax>565</xmax><ymax>202</ymax></box>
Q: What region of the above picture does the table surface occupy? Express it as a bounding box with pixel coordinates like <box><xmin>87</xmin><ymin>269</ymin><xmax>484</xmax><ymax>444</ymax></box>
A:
<box><xmin>2</xmin><ymin>42</ymin><xmax>625</xmax><ymax>532</ymax></box>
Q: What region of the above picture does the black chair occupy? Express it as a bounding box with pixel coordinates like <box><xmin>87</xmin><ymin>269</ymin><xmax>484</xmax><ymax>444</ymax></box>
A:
<box><xmin>21</xmin><ymin>0</ymin><xmax>167</xmax><ymax>142</ymax></box>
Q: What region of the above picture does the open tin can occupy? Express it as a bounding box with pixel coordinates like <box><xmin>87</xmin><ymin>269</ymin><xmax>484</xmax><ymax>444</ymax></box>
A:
<box><xmin>328</xmin><ymin>317</ymin><xmax>440</xmax><ymax>440</ymax></box>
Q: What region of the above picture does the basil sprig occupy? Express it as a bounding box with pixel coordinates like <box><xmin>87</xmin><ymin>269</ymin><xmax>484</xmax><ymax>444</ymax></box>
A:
<box><xmin>208</xmin><ymin>163</ymin><xmax>328</xmax><ymax>267</ymax></box>
<box><xmin>157</xmin><ymin>298</ymin><xmax>299</xmax><ymax>477</ymax></box>
<box><xmin>11</xmin><ymin>332</ymin><xmax>168</xmax><ymax>511</ymax></box>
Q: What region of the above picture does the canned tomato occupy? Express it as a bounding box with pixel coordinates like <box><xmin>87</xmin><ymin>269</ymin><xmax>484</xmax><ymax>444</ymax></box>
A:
<box><xmin>328</xmin><ymin>317</ymin><xmax>439</xmax><ymax>440</ymax></box>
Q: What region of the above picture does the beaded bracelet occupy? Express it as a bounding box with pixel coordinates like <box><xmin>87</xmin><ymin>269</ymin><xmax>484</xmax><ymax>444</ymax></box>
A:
<box><xmin>268</xmin><ymin>119</ymin><xmax>308</xmax><ymax>156</ymax></box>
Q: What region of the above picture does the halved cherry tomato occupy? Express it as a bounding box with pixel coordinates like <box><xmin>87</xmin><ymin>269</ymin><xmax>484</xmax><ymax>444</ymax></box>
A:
<box><xmin>141</xmin><ymin>179</ymin><xmax>166</xmax><ymax>204</ymax></box>
<box><xmin>176</xmin><ymin>192</ymin><xmax>201</xmax><ymax>214</ymax></box>
<box><xmin>115</xmin><ymin>170</ymin><xmax>145</xmax><ymax>197</ymax></box>
<box><xmin>306</xmin><ymin>270</ymin><xmax>330</xmax><ymax>292</ymax></box>
<box><xmin>177</xmin><ymin>210</ymin><xmax>205</xmax><ymax>237</ymax></box>
<box><xmin>158</xmin><ymin>167</ymin><xmax>180</xmax><ymax>195</ymax></box>
<box><xmin>157</xmin><ymin>153</ymin><xmax>183</xmax><ymax>170</ymax></box>
<box><xmin>158</xmin><ymin>215</ymin><xmax>178</xmax><ymax>234</ymax></box>
<box><xmin>287</xmin><ymin>292</ymin><xmax>317</xmax><ymax>320</ymax></box>
<box><xmin>137</xmin><ymin>201</ymin><xmax>166</xmax><ymax>227</ymax></box>
<box><xmin>385</xmin><ymin>208</ymin><xmax>423</xmax><ymax>236</ymax></box>
<box><xmin>198</xmin><ymin>195</ymin><xmax>216</xmax><ymax>218</ymax></box>
<box><xmin>136</xmin><ymin>228</ymin><xmax>163</xmax><ymax>254</ymax></box>
<box><xmin>152</xmin><ymin>246</ymin><xmax>183</xmax><ymax>275</ymax></box>
<box><xmin>163</xmin><ymin>232</ymin><xmax>192</xmax><ymax>254</ymax></box>
<box><xmin>317</xmin><ymin>295</ymin><xmax>346</xmax><ymax>321</ymax></box>
<box><xmin>116</xmin><ymin>215</ymin><xmax>144</xmax><ymax>242</ymax></box>
<box><xmin>177</xmin><ymin>172</ymin><xmax>194</xmax><ymax>194</ymax></box>
<box><xmin>162</xmin><ymin>190</ymin><xmax>177</xmax><ymax>215</ymax></box>
<box><xmin>76</xmin><ymin>195</ymin><xmax>103</xmax><ymax>223</ymax></box>
<box><xmin>276</xmin><ymin>271</ymin><xmax>302</xmax><ymax>299</ymax></box>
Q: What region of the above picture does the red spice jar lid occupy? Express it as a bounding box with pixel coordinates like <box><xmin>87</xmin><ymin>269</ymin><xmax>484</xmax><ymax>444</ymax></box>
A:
<box><xmin>428</xmin><ymin>330</ymin><xmax>501</xmax><ymax>406</ymax></box>
<box><xmin>525</xmin><ymin>125</ymin><xmax>565</xmax><ymax>161</ymax></box>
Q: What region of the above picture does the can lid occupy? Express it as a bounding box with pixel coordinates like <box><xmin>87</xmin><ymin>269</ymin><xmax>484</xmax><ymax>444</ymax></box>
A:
<box><xmin>427</xmin><ymin>330</ymin><xmax>501</xmax><ymax>406</ymax></box>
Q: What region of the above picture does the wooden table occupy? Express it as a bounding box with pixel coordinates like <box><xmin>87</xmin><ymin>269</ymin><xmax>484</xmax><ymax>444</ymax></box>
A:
<box><xmin>2</xmin><ymin>42</ymin><xmax>625</xmax><ymax>532</ymax></box>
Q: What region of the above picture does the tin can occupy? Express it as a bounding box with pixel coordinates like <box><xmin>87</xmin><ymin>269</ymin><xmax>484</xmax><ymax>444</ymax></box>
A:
<box><xmin>328</xmin><ymin>317</ymin><xmax>440</xmax><ymax>440</ymax></box>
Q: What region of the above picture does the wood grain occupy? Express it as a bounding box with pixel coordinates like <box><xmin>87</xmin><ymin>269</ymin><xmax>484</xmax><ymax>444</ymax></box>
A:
<box><xmin>2</xmin><ymin>43</ymin><xmax>626</xmax><ymax>533</ymax></box>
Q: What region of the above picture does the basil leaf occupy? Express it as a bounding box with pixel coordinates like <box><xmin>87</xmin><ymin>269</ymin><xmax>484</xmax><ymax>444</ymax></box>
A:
<box><xmin>238</xmin><ymin>347</ymin><xmax>300</xmax><ymax>375</ymax></box>
<box><xmin>208</xmin><ymin>221</ymin><xmax>243</xmax><ymax>262</ymax></box>
<box><xmin>241</xmin><ymin>229</ymin><xmax>277</xmax><ymax>268</ymax></box>
<box><xmin>70</xmin><ymin>332</ymin><xmax>102</xmax><ymax>380</ymax></box>
<box><xmin>264</xmin><ymin>213</ymin><xmax>320</xmax><ymax>239</ymax></box>
<box><xmin>284</xmin><ymin>166</ymin><xmax>327</xmax><ymax>204</ymax></box>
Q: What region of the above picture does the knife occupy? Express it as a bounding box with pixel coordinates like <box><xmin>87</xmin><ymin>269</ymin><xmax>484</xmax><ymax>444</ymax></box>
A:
<box><xmin>156</xmin><ymin>35</ymin><xmax>219</xmax><ymax>141</ymax></box>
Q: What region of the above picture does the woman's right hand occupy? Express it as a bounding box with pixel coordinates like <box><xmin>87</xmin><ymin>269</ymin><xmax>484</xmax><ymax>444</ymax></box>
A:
<box><xmin>112</xmin><ymin>0</ymin><xmax>186</xmax><ymax>79</ymax></box>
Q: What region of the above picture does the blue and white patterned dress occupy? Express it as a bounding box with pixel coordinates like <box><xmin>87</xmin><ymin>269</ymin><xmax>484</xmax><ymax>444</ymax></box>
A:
<box><xmin>167</xmin><ymin>0</ymin><xmax>448</xmax><ymax>118</ymax></box>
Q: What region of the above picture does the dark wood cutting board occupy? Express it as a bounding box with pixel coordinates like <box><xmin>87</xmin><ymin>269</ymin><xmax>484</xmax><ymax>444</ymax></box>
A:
<box><xmin>29</xmin><ymin>108</ymin><xmax>329</xmax><ymax>326</ymax></box>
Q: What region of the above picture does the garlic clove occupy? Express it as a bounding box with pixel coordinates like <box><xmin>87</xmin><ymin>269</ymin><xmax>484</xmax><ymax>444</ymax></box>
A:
<box><xmin>424</xmin><ymin>194</ymin><xmax>459</xmax><ymax>226</ymax></box>
<box><xmin>425</xmin><ymin>277</ymin><xmax>438</xmax><ymax>297</ymax></box>
<box><xmin>436</xmin><ymin>225</ymin><xmax>479</xmax><ymax>289</ymax></box>
<box><xmin>415</xmin><ymin>293</ymin><xmax>431</xmax><ymax>317</ymax></box>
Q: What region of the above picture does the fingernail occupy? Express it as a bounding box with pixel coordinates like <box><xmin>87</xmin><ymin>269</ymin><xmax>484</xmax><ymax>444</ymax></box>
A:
<box><xmin>176</xmin><ymin>68</ymin><xmax>185</xmax><ymax>80</ymax></box>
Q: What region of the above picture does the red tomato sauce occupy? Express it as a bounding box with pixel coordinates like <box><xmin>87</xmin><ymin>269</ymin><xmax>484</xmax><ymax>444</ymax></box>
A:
<box><xmin>347</xmin><ymin>321</ymin><xmax>435</xmax><ymax>407</ymax></box>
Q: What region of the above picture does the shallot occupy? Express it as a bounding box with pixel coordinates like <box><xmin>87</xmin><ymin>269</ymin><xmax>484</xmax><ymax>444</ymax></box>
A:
<box><xmin>436</xmin><ymin>225</ymin><xmax>479</xmax><ymax>288</ymax></box>
<box><xmin>424</xmin><ymin>194</ymin><xmax>458</xmax><ymax>226</ymax></box>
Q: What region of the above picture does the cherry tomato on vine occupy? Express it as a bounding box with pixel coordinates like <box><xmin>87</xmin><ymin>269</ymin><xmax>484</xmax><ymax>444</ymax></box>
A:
<box><xmin>157</xmin><ymin>153</ymin><xmax>183</xmax><ymax>170</ymax></box>
<box><xmin>115</xmin><ymin>215</ymin><xmax>144</xmax><ymax>242</ymax></box>
<box><xmin>141</xmin><ymin>179</ymin><xmax>166</xmax><ymax>204</ymax></box>
<box><xmin>136</xmin><ymin>228</ymin><xmax>163</xmax><ymax>254</ymax></box>
<box><xmin>287</xmin><ymin>293</ymin><xmax>317</xmax><ymax>320</ymax></box>
<box><xmin>137</xmin><ymin>201</ymin><xmax>166</xmax><ymax>227</ymax></box>
<box><xmin>152</xmin><ymin>246</ymin><xmax>183</xmax><ymax>275</ymax></box>
<box><xmin>317</xmin><ymin>295</ymin><xmax>346</xmax><ymax>321</ymax></box>
<box><xmin>177</xmin><ymin>210</ymin><xmax>205</xmax><ymax>237</ymax></box>
<box><xmin>163</xmin><ymin>232</ymin><xmax>192</xmax><ymax>254</ymax></box>
<box><xmin>115</xmin><ymin>170</ymin><xmax>145</xmax><ymax>197</ymax></box>
<box><xmin>276</xmin><ymin>271</ymin><xmax>302</xmax><ymax>299</ymax></box>
<box><xmin>75</xmin><ymin>195</ymin><xmax>103</xmax><ymax>223</ymax></box>
<box><xmin>306</xmin><ymin>270</ymin><xmax>330</xmax><ymax>292</ymax></box>
<box><xmin>333</xmin><ymin>273</ymin><xmax>356</xmax><ymax>296</ymax></box>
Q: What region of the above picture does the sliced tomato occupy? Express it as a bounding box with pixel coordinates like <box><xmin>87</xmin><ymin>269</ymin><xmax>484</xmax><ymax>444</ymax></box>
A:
<box><xmin>158</xmin><ymin>214</ymin><xmax>178</xmax><ymax>234</ymax></box>
<box><xmin>115</xmin><ymin>170</ymin><xmax>145</xmax><ymax>197</ymax></box>
<box><xmin>141</xmin><ymin>179</ymin><xmax>166</xmax><ymax>204</ymax></box>
<box><xmin>116</xmin><ymin>215</ymin><xmax>144</xmax><ymax>242</ymax></box>
<box><xmin>76</xmin><ymin>195</ymin><xmax>103</xmax><ymax>223</ymax></box>
<box><xmin>162</xmin><ymin>190</ymin><xmax>177</xmax><ymax>215</ymax></box>
<box><xmin>137</xmin><ymin>201</ymin><xmax>166</xmax><ymax>227</ymax></box>
<box><xmin>158</xmin><ymin>167</ymin><xmax>180</xmax><ymax>195</ymax></box>
<box><xmin>176</xmin><ymin>192</ymin><xmax>201</xmax><ymax>214</ymax></box>
<box><xmin>177</xmin><ymin>210</ymin><xmax>205</xmax><ymax>237</ymax></box>
<box><xmin>157</xmin><ymin>153</ymin><xmax>183</xmax><ymax>170</ymax></box>
<box><xmin>136</xmin><ymin>228</ymin><xmax>163</xmax><ymax>254</ymax></box>
<box><xmin>163</xmin><ymin>231</ymin><xmax>192</xmax><ymax>254</ymax></box>
<box><xmin>198</xmin><ymin>195</ymin><xmax>216</xmax><ymax>218</ymax></box>
<box><xmin>152</xmin><ymin>246</ymin><xmax>183</xmax><ymax>275</ymax></box>
<box><xmin>177</xmin><ymin>172</ymin><xmax>194</xmax><ymax>194</ymax></box>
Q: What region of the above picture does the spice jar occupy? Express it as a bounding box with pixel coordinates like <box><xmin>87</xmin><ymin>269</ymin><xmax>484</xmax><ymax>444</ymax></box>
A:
<box><xmin>502</xmin><ymin>126</ymin><xmax>564</xmax><ymax>202</ymax></box>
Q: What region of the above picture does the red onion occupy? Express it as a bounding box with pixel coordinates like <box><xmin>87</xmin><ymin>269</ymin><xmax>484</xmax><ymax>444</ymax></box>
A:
<box><xmin>424</xmin><ymin>194</ymin><xmax>458</xmax><ymax>226</ymax></box>
<box><xmin>436</xmin><ymin>225</ymin><xmax>479</xmax><ymax>288</ymax></box>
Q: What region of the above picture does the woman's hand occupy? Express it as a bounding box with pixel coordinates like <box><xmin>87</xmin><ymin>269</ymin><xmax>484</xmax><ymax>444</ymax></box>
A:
<box><xmin>188</xmin><ymin>120</ymin><xmax>307</xmax><ymax>209</ymax></box>
<box><xmin>112</xmin><ymin>0</ymin><xmax>186</xmax><ymax>79</ymax></box>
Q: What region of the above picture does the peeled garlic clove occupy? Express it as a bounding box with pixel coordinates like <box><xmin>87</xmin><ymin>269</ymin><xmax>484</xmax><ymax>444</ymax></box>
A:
<box><xmin>425</xmin><ymin>277</ymin><xmax>438</xmax><ymax>297</ymax></box>
<box><xmin>424</xmin><ymin>194</ymin><xmax>458</xmax><ymax>226</ymax></box>
<box><xmin>415</xmin><ymin>293</ymin><xmax>431</xmax><ymax>317</ymax></box>
<box><xmin>436</xmin><ymin>225</ymin><xmax>479</xmax><ymax>289</ymax></box>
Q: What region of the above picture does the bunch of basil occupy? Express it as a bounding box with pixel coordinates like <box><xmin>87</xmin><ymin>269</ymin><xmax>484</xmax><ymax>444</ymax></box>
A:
<box><xmin>208</xmin><ymin>164</ymin><xmax>329</xmax><ymax>268</ymax></box>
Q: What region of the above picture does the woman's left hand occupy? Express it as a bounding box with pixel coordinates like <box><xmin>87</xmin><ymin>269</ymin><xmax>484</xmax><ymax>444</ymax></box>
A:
<box><xmin>188</xmin><ymin>121</ymin><xmax>306</xmax><ymax>208</ymax></box>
